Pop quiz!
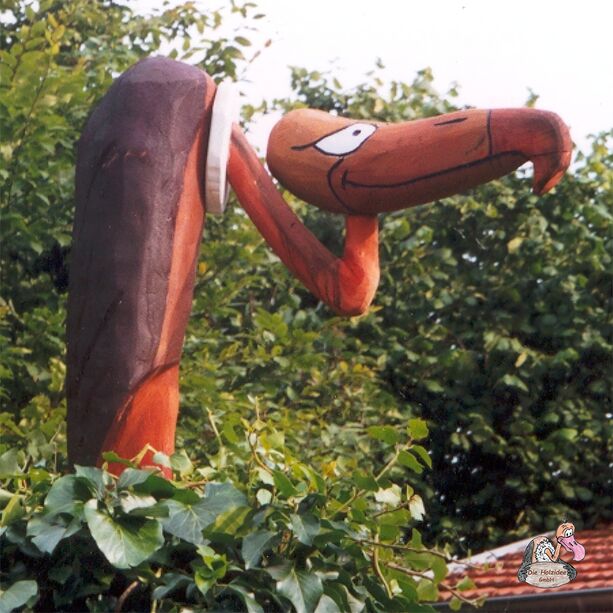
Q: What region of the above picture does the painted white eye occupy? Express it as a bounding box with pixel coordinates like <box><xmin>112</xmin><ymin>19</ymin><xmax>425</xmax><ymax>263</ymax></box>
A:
<box><xmin>564</xmin><ymin>529</ymin><xmax>573</xmax><ymax>537</ymax></box>
<box><xmin>314</xmin><ymin>123</ymin><xmax>376</xmax><ymax>156</ymax></box>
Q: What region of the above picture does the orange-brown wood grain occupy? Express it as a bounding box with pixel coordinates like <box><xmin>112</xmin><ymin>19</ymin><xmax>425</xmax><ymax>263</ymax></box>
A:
<box><xmin>101</xmin><ymin>365</ymin><xmax>179</xmax><ymax>477</ymax></box>
<box><xmin>153</xmin><ymin>84</ymin><xmax>214</xmax><ymax>365</ymax></box>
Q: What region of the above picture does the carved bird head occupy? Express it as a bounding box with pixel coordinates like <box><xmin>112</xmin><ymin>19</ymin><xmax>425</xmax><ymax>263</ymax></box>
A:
<box><xmin>267</xmin><ymin>107</ymin><xmax>571</xmax><ymax>215</ymax></box>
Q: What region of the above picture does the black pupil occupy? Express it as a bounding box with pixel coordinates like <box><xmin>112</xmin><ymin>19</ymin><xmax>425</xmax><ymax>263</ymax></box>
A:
<box><xmin>352</xmin><ymin>129</ymin><xmax>361</xmax><ymax>136</ymax></box>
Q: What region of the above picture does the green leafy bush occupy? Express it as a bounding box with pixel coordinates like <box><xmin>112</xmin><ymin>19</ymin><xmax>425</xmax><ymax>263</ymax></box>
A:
<box><xmin>0</xmin><ymin>418</ymin><xmax>478</xmax><ymax>612</ymax></box>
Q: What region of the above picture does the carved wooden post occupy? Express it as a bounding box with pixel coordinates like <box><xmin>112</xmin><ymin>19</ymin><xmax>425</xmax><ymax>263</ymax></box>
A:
<box><xmin>67</xmin><ymin>58</ymin><xmax>215</xmax><ymax>470</ymax></box>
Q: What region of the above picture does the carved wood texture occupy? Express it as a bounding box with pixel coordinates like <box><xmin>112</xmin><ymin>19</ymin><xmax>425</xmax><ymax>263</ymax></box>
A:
<box><xmin>67</xmin><ymin>58</ymin><xmax>214</xmax><ymax>467</ymax></box>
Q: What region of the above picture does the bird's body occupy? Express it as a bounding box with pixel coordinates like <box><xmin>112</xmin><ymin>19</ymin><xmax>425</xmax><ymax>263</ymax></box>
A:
<box><xmin>67</xmin><ymin>58</ymin><xmax>214</xmax><ymax>468</ymax></box>
<box><xmin>532</xmin><ymin>536</ymin><xmax>560</xmax><ymax>562</ymax></box>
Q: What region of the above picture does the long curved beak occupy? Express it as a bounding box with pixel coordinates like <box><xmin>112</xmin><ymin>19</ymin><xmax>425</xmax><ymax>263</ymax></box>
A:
<box><xmin>328</xmin><ymin>108</ymin><xmax>571</xmax><ymax>213</ymax></box>
<box><xmin>558</xmin><ymin>533</ymin><xmax>586</xmax><ymax>562</ymax></box>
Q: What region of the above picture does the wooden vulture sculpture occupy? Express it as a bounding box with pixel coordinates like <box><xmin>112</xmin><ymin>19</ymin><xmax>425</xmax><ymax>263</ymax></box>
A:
<box><xmin>67</xmin><ymin>57</ymin><xmax>571</xmax><ymax>472</ymax></box>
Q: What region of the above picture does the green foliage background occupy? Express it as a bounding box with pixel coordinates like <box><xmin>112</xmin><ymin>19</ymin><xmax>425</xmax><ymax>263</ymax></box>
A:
<box><xmin>1</xmin><ymin>0</ymin><xmax>611</xmax><ymax>611</ymax></box>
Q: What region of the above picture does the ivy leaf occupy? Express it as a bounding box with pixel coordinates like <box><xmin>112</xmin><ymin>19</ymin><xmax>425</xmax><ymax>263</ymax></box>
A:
<box><xmin>194</xmin><ymin>568</ymin><xmax>216</xmax><ymax>597</ymax></box>
<box><xmin>208</xmin><ymin>506</ymin><xmax>251</xmax><ymax>535</ymax></box>
<box><xmin>314</xmin><ymin>593</ymin><xmax>342</xmax><ymax>613</ymax></box>
<box><xmin>119</xmin><ymin>492</ymin><xmax>158</xmax><ymax>515</ymax></box>
<box><xmin>0</xmin><ymin>580</ymin><xmax>38</xmax><ymax>613</ymax></box>
<box><xmin>117</xmin><ymin>468</ymin><xmax>158</xmax><ymax>490</ymax></box>
<box><xmin>151</xmin><ymin>573</ymin><xmax>191</xmax><ymax>600</ymax></box>
<box><xmin>27</xmin><ymin>515</ymin><xmax>80</xmax><ymax>554</ymax></box>
<box><xmin>200</xmin><ymin>482</ymin><xmax>247</xmax><ymax>521</ymax></box>
<box><xmin>242</xmin><ymin>529</ymin><xmax>277</xmax><ymax>569</ymax></box>
<box><xmin>1</xmin><ymin>494</ymin><xmax>23</xmax><ymax>527</ymax></box>
<box><xmin>150</xmin><ymin>452</ymin><xmax>172</xmax><ymax>469</ymax></box>
<box><xmin>163</xmin><ymin>482</ymin><xmax>246</xmax><ymax>544</ymax></box>
<box><xmin>273</xmin><ymin>470</ymin><xmax>299</xmax><ymax>497</ymax></box>
<box><xmin>152</xmin><ymin>573</ymin><xmax>191</xmax><ymax>600</ymax></box>
<box><xmin>291</xmin><ymin>513</ymin><xmax>320</xmax><ymax>546</ymax></box>
<box><xmin>44</xmin><ymin>475</ymin><xmax>91</xmax><ymax>517</ymax></box>
<box><xmin>323</xmin><ymin>583</ymin><xmax>365</xmax><ymax>613</ymax></box>
<box><xmin>132</xmin><ymin>474</ymin><xmax>177</xmax><ymax>498</ymax></box>
<box><xmin>74</xmin><ymin>466</ymin><xmax>108</xmax><ymax>498</ymax></box>
<box><xmin>170</xmin><ymin>450</ymin><xmax>193</xmax><ymax>476</ymax></box>
<box><xmin>83</xmin><ymin>500</ymin><xmax>163</xmax><ymax>569</ymax></box>
<box><xmin>100</xmin><ymin>451</ymin><xmax>136</xmax><ymax>468</ymax></box>
<box><xmin>0</xmin><ymin>449</ymin><xmax>21</xmax><ymax>478</ymax></box>
<box><xmin>256</xmin><ymin>488</ymin><xmax>273</xmax><ymax>505</ymax></box>
<box><xmin>227</xmin><ymin>582</ymin><xmax>265</xmax><ymax>613</ymax></box>
<box><xmin>276</xmin><ymin>565</ymin><xmax>323</xmax><ymax>613</ymax></box>
<box><xmin>162</xmin><ymin>499</ymin><xmax>210</xmax><ymax>545</ymax></box>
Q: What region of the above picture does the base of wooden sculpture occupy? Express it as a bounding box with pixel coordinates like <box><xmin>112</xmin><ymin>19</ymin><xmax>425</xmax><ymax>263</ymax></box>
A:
<box><xmin>101</xmin><ymin>365</ymin><xmax>179</xmax><ymax>477</ymax></box>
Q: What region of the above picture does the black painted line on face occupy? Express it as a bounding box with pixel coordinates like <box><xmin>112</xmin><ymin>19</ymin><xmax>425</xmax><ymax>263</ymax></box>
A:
<box><xmin>326</xmin><ymin>157</ymin><xmax>360</xmax><ymax>213</ymax></box>
<box><xmin>433</xmin><ymin>117</ymin><xmax>467</xmax><ymax>126</ymax></box>
<box><xmin>343</xmin><ymin>150</ymin><xmax>526</xmax><ymax>191</ymax></box>
<box><xmin>291</xmin><ymin>142</ymin><xmax>314</xmax><ymax>151</ymax></box>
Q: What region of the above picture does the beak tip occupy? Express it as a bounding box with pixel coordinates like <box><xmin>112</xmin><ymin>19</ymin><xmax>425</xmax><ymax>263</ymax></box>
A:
<box><xmin>532</xmin><ymin>148</ymin><xmax>572</xmax><ymax>195</ymax></box>
<box><xmin>491</xmin><ymin>109</ymin><xmax>572</xmax><ymax>197</ymax></box>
